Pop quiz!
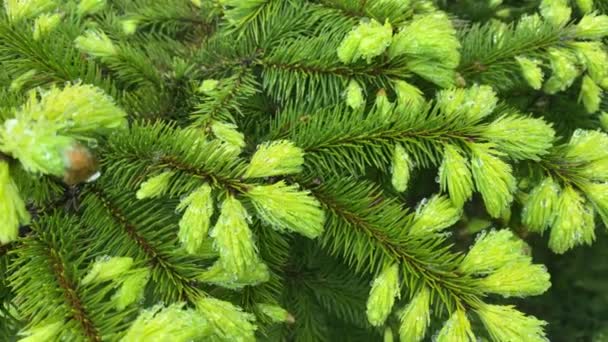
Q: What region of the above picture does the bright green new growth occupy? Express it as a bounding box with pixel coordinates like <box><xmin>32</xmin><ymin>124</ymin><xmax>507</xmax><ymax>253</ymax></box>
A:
<box><xmin>33</xmin><ymin>13</ymin><xmax>62</xmax><ymax>40</ymax></box>
<box><xmin>337</xmin><ymin>19</ymin><xmax>393</xmax><ymax>64</ymax></box>
<box><xmin>523</xmin><ymin>177</ymin><xmax>560</xmax><ymax>233</ymax></box>
<box><xmin>256</xmin><ymin>303</ymin><xmax>294</xmax><ymax>323</ymax></box>
<box><xmin>408</xmin><ymin>195</ymin><xmax>462</xmax><ymax>236</ymax></box>
<box><xmin>196</xmin><ymin>297</ymin><xmax>257</xmax><ymax>342</ymax></box>
<box><xmin>544</xmin><ymin>48</ymin><xmax>580</xmax><ymax>94</ymax></box>
<box><xmin>199</xmin><ymin>79</ymin><xmax>219</xmax><ymax>94</ymax></box>
<box><xmin>573</xmin><ymin>42</ymin><xmax>608</xmax><ymax>85</ymax></box>
<box><xmin>576</xmin><ymin>0</ymin><xmax>594</xmax><ymax>13</ymax></box>
<box><xmin>436</xmin><ymin>84</ymin><xmax>497</xmax><ymax>123</ymax></box>
<box><xmin>199</xmin><ymin>260</ymin><xmax>269</xmax><ymax>289</ymax></box>
<box><xmin>247</xmin><ymin>181</ymin><xmax>325</xmax><ymax>238</ymax></box>
<box><xmin>549</xmin><ymin>185</ymin><xmax>595</xmax><ymax>254</ymax></box>
<box><xmin>135</xmin><ymin>171</ymin><xmax>175</xmax><ymax>199</ymax></box>
<box><xmin>582</xmin><ymin>157</ymin><xmax>608</xmax><ymax>181</ymax></box>
<box><xmin>470</xmin><ymin>144</ymin><xmax>516</xmax><ymax>218</ymax></box>
<box><xmin>393</xmin><ymin>80</ymin><xmax>424</xmax><ymax>112</ymax></box>
<box><xmin>520</xmin><ymin>128</ymin><xmax>608</xmax><ymax>255</ymax></box>
<box><xmin>0</xmin><ymin>161</ymin><xmax>29</xmax><ymax>244</ymax></box>
<box><xmin>10</xmin><ymin>70</ymin><xmax>37</xmax><ymax>92</ymax></box>
<box><xmin>4</xmin><ymin>0</ymin><xmax>57</xmax><ymax>21</ymax></box>
<box><xmin>24</xmin><ymin>83</ymin><xmax>127</xmax><ymax>133</ymax></box>
<box><xmin>177</xmin><ymin>184</ymin><xmax>214</xmax><ymax>255</ymax></box>
<box><xmin>435</xmin><ymin>309</ymin><xmax>476</xmax><ymax>342</ymax></box>
<box><xmin>384</xmin><ymin>327</ymin><xmax>394</xmax><ymax>342</ymax></box>
<box><xmin>121</xmin><ymin>19</ymin><xmax>139</xmax><ymax>35</ymax></box>
<box><xmin>459</xmin><ymin>229</ymin><xmax>550</xmax><ymax>297</ymax></box>
<box><xmin>0</xmin><ymin>118</ymin><xmax>72</xmax><ymax>175</ymax></box>
<box><xmin>391</xmin><ymin>144</ymin><xmax>412</xmax><ymax>192</ymax></box>
<box><xmin>74</xmin><ymin>30</ymin><xmax>117</xmax><ymax>58</ymax></box>
<box><xmin>481</xmin><ymin>115</ymin><xmax>555</xmax><ymax>161</ymax></box>
<box><xmin>345</xmin><ymin>79</ymin><xmax>364</xmax><ymax>109</ymax></box>
<box><xmin>439</xmin><ymin>144</ymin><xmax>474</xmax><ymax>208</ymax></box>
<box><xmin>516</xmin><ymin>56</ymin><xmax>544</xmax><ymax>90</ymax></box>
<box><xmin>0</xmin><ymin>84</ymin><xmax>126</xmax><ymax>175</ymax></box>
<box><xmin>576</xmin><ymin>13</ymin><xmax>608</xmax><ymax>39</ymax></box>
<box><xmin>17</xmin><ymin>320</ymin><xmax>63</xmax><ymax>342</ymax></box>
<box><xmin>366</xmin><ymin>263</ymin><xmax>400</xmax><ymax>327</ymax></box>
<box><xmin>580</xmin><ymin>75</ymin><xmax>602</xmax><ymax>113</ymax></box>
<box><xmin>111</xmin><ymin>268</ymin><xmax>150</xmax><ymax>310</ymax></box>
<box><xmin>564</xmin><ymin>129</ymin><xmax>608</xmax><ymax>162</ymax></box>
<box><xmin>245</xmin><ymin>140</ymin><xmax>305</xmax><ymax>178</ymax></box>
<box><xmin>540</xmin><ymin>0</ymin><xmax>571</xmax><ymax>27</ymax></box>
<box><xmin>77</xmin><ymin>0</ymin><xmax>106</xmax><ymax>16</ymax></box>
<box><xmin>477</xmin><ymin>262</ymin><xmax>551</xmax><ymax>297</ymax></box>
<box><xmin>211</xmin><ymin>121</ymin><xmax>245</xmax><ymax>152</ymax></box>
<box><xmin>459</xmin><ymin>229</ymin><xmax>531</xmax><ymax>274</ymax></box>
<box><xmin>398</xmin><ymin>286</ymin><xmax>431</xmax><ymax>342</ymax></box>
<box><xmin>121</xmin><ymin>303</ymin><xmax>210</xmax><ymax>342</ymax></box>
<box><xmin>389</xmin><ymin>12</ymin><xmax>460</xmax><ymax>87</ymax></box>
<box><xmin>209</xmin><ymin>196</ymin><xmax>267</xmax><ymax>282</ymax></box>
<box><xmin>81</xmin><ymin>256</ymin><xmax>134</xmax><ymax>285</ymax></box>
<box><xmin>476</xmin><ymin>304</ymin><xmax>548</xmax><ymax>342</ymax></box>
<box><xmin>374</xmin><ymin>89</ymin><xmax>393</xmax><ymax>118</ymax></box>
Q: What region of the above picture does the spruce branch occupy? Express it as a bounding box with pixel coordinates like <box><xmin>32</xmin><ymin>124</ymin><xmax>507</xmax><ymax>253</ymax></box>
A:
<box><xmin>219</xmin><ymin>0</ymin><xmax>292</xmax><ymax>30</ymax></box>
<box><xmin>236</xmin><ymin>223</ymin><xmax>291</xmax><ymax>327</ymax></box>
<box><xmin>312</xmin><ymin>0</ymin><xmax>415</xmax><ymax>25</ymax></box>
<box><xmin>285</xmin><ymin>278</ymin><xmax>331</xmax><ymax>341</ymax></box>
<box><xmin>269</xmin><ymin>88</ymin><xmax>554</xmax><ymax>177</ymax></box>
<box><xmin>459</xmin><ymin>18</ymin><xmax>567</xmax><ymax>88</ymax></box>
<box><xmin>0</xmin><ymin>1</ymin><xmax>588</xmax><ymax>340</ymax></box>
<box><xmin>0</xmin><ymin>20</ymin><xmax>117</xmax><ymax>94</ymax></box>
<box><xmin>191</xmin><ymin>68</ymin><xmax>260</xmax><ymax>125</ymax></box>
<box><xmin>459</xmin><ymin>3</ymin><xmax>608</xmax><ymax>111</ymax></box>
<box><xmin>306</xmin><ymin>177</ymin><xmax>482</xmax><ymax>312</ymax></box>
<box><xmin>81</xmin><ymin>185</ymin><xmax>203</xmax><ymax>302</ymax></box>
<box><xmin>520</xmin><ymin>129</ymin><xmax>608</xmax><ymax>253</ymax></box>
<box><xmin>116</xmin><ymin>0</ymin><xmax>207</xmax><ymax>36</ymax></box>
<box><xmin>299</xmin><ymin>246</ymin><xmax>370</xmax><ymax>328</ymax></box>
<box><xmin>8</xmin><ymin>214</ymin><xmax>137</xmax><ymax>341</ymax></box>
<box><xmin>259</xmin><ymin>33</ymin><xmax>405</xmax><ymax>105</ymax></box>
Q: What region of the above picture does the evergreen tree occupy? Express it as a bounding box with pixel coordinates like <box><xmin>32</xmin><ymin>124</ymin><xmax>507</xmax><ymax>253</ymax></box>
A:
<box><xmin>1</xmin><ymin>0</ymin><xmax>608</xmax><ymax>341</ymax></box>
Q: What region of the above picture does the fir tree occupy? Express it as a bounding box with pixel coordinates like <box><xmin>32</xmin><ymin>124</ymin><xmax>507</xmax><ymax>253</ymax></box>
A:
<box><xmin>1</xmin><ymin>0</ymin><xmax>608</xmax><ymax>341</ymax></box>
